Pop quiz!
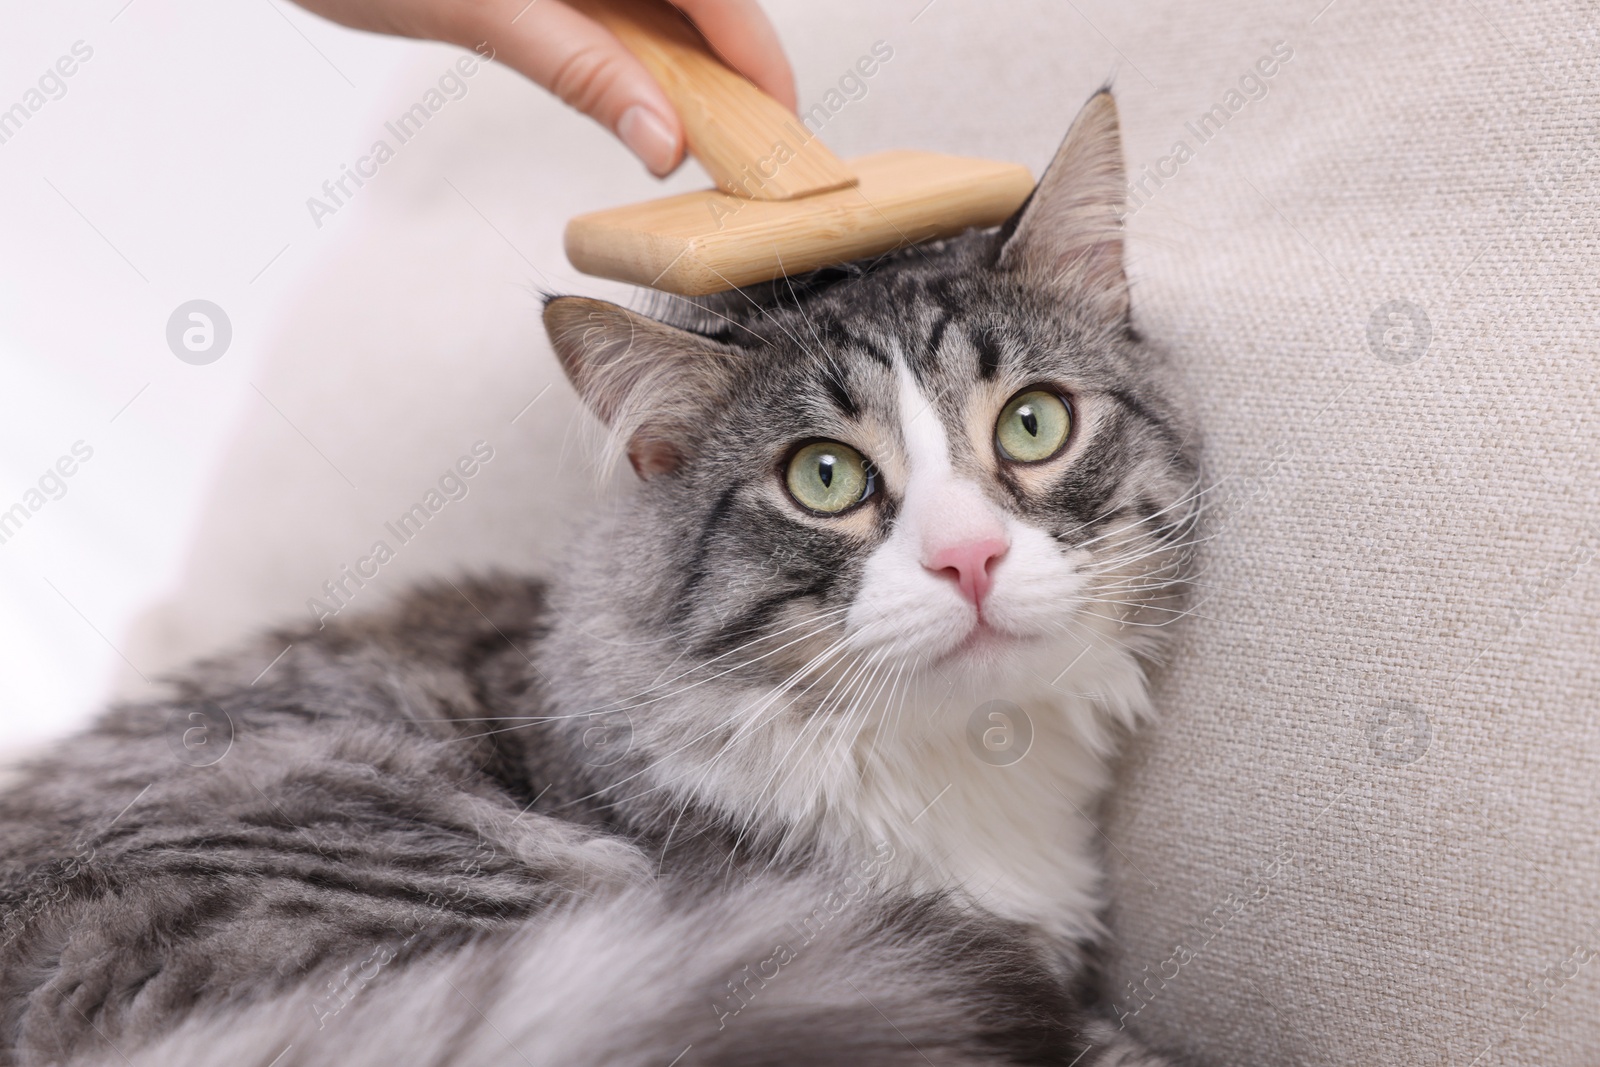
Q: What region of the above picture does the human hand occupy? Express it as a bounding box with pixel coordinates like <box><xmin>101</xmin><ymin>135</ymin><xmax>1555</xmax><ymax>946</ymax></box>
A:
<box><xmin>289</xmin><ymin>0</ymin><xmax>797</xmax><ymax>176</ymax></box>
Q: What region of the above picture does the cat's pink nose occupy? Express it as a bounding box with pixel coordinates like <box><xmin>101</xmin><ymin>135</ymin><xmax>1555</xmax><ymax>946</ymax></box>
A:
<box><xmin>923</xmin><ymin>538</ymin><xmax>1008</xmax><ymax>608</ymax></box>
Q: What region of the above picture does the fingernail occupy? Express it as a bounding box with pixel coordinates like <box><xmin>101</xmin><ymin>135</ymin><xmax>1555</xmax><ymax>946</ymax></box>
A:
<box><xmin>617</xmin><ymin>105</ymin><xmax>678</xmax><ymax>176</ymax></box>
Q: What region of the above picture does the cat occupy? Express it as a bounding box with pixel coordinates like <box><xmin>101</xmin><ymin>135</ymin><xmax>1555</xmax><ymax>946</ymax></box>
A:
<box><xmin>0</xmin><ymin>89</ymin><xmax>1198</xmax><ymax>1067</ymax></box>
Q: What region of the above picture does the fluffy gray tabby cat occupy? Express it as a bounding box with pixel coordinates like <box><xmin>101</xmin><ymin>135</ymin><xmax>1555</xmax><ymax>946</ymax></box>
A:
<box><xmin>0</xmin><ymin>91</ymin><xmax>1198</xmax><ymax>1066</ymax></box>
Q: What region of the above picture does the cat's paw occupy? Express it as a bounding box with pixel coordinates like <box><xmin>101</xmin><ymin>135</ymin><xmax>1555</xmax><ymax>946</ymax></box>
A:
<box><xmin>1078</xmin><ymin>1019</ymin><xmax>1187</xmax><ymax>1066</ymax></box>
<box><xmin>492</xmin><ymin>811</ymin><xmax>652</xmax><ymax>893</ymax></box>
<box><xmin>570</xmin><ymin>834</ymin><xmax>653</xmax><ymax>890</ymax></box>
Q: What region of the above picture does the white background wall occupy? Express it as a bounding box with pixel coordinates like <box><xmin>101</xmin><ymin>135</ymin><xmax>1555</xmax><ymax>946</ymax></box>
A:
<box><xmin>0</xmin><ymin>1</ymin><xmax>450</xmax><ymax>750</ymax></box>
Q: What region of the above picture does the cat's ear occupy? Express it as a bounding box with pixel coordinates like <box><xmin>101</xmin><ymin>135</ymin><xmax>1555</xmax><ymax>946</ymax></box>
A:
<box><xmin>995</xmin><ymin>89</ymin><xmax>1129</xmax><ymax>322</ymax></box>
<box><xmin>544</xmin><ymin>296</ymin><xmax>738</xmax><ymax>479</ymax></box>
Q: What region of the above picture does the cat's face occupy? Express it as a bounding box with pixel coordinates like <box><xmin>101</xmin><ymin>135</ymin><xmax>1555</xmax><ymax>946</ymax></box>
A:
<box><xmin>546</xmin><ymin>92</ymin><xmax>1196</xmax><ymax>709</ymax></box>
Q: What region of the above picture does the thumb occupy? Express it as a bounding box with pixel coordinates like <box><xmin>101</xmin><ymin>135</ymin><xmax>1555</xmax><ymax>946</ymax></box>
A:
<box><xmin>476</xmin><ymin>0</ymin><xmax>686</xmax><ymax>176</ymax></box>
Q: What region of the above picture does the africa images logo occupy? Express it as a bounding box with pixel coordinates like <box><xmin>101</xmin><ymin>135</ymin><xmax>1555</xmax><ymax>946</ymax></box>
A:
<box><xmin>166</xmin><ymin>300</ymin><xmax>232</xmax><ymax>364</ymax></box>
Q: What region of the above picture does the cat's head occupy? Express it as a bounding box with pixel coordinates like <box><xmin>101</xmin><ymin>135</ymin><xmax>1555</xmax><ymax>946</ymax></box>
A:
<box><xmin>542</xmin><ymin>91</ymin><xmax>1196</xmax><ymax>732</ymax></box>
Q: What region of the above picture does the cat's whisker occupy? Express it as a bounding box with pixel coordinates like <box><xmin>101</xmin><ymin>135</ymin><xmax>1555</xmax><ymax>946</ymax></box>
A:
<box><xmin>1087</xmin><ymin>521</ymin><xmax>1213</xmax><ymax>557</ymax></box>
<box><xmin>1080</xmin><ymin>514</ymin><xmax>1209</xmax><ymax>558</ymax></box>
<box><xmin>1078</xmin><ymin>533</ymin><xmax>1211</xmax><ymax>581</ymax></box>
<box><xmin>668</xmin><ymin>635</ymin><xmax>864</xmax><ymax>822</ymax></box>
<box><xmin>670</xmin><ymin>295</ymin><xmax>771</xmax><ymax>348</ymax></box>
<box><xmin>1079</xmin><ymin>597</ymin><xmax>1214</xmax><ymax>625</ymax></box>
<box><xmin>863</xmin><ymin>655</ymin><xmax>915</xmax><ymax>773</ymax></box>
<box><xmin>588</xmin><ymin>633</ymin><xmax>875</xmax><ymax>856</ymax></box>
<box><xmin>714</xmin><ymin>643</ymin><xmax>885</xmax><ymax>868</ymax></box>
<box><xmin>712</xmin><ymin>641</ymin><xmax>876</xmax><ymax>825</ymax></box>
<box><xmin>879</xmin><ymin>656</ymin><xmax>915</xmax><ymax>753</ymax></box>
<box><xmin>794</xmin><ymin>650</ymin><xmax>913</xmax><ymax>854</ymax></box>
<box><xmin>722</xmin><ymin>649</ymin><xmax>879</xmax><ymax>867</ymax></box>
<box><xmin>813</xmin><ymin>646</ymin><xmax>903</xmax><ymax>801</ymax></box>
<box><xmin>1080</xmin><ymin>576</ymin><xmax>1197</xmax><ymax>601</ymax></box>
<box><xmin>560</xmin><ymin>603</ymin><xmax>852</xmax><ymax>716</ymax></box>
<box><xmin>1061</xmin><ymin>475</ymin><xmax>1209</xmax><ymax>552</ymax></box>
<box><xmin>1037</xmin><ymin>617</ymin><xmax>1139</xmax><ymax>687</ymax></box>
<box><xmin>779</xmin><ymin>254</ymin><xmax>832</xmax><ymax>361</ymax></box>
<box><xmin>743</xmin><ymin>645</ymin><xmax>897</xmax><ymax>849</ymax></box>
<box><xmin>744</xmin><ymin>646</ymin><xmax>888</xmax><ymax>832</ymax></box>
<box><xmin>1080</xmin><ymin>577</ymin><xmax>1189</xmax><ymax>603</ymax></box>
<box><xmin>719</xmin><ymin>644</ymin><xmax>870</xmax><ymax>868</ymax></box>
<box><xmin>441</xmin><ymin>613</ymin><xmax>853</xmax><ymax>745</ymax></box>
<box><xmin>449</xmin><ymin>608</ymin><xmax>852</xmax><ymax>738</ymax></box>
<box><xmin>1071</xmin><ymin>523</ymin><xmax>1202</xmax><ymax>570</ymax></box>
<box><xmin>604</xmin><ymin>606</ymin><xmax>853</xmax><ymax>706</ymax></box>
<box><xmin>706</xmin><ymin>263</ymin><xmax>826</xmax><ymax>362</ymax></box>
<box><xmin>563</xmin><ymin>625</ymin><xmax>861</xmax><ymax>809</ymax></box>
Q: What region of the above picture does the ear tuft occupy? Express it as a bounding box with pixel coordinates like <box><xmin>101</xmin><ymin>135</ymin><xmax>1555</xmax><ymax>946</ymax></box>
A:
<box><xmin>996</xmin><ymin>90</ymin><xmax>1130</xmax><ymax>321</ymax></box>
<box><xmin>543</xmin><ymin>296</ymin><xmax>737</xmax><ymax>479</ymax></box>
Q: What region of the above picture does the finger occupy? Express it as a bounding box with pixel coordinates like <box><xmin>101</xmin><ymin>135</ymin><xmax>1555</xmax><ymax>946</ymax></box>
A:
<box><xmin>288</xmin><ymin>0</ymin><xmax>476</xmax><ymax>42</ymax></box>
<box><xmin>672</xmin><ymin>0</ymin><xmax>797</xmax><ymax>111</ymax></box>
<box><xmin>461</xmin><ymin>0</ymin><xmax>687</xmax><ymax>176</ymax></box>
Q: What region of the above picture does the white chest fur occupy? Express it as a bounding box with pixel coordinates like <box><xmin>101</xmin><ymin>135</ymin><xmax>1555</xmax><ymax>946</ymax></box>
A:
<box><xmin>668</xmin><ymin>633</ymin><xmax>1152</xmax><ymax>947</ymax></box>
<box><xmin>846</xmin><ymin>702</ymin><xmax>1110</xmax><ymax>942</ymax></box>
<box><xmin>828</xmin><ymin>643</ymin><xmax>1147</xmax><ymax>944</ymax></box>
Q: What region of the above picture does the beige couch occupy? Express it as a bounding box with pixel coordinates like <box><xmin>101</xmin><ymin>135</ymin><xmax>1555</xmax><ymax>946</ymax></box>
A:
<box><xmin>117</xmin><ymin>0</ymin><xmax>1600</xmax><ymax>1062</ymax></box>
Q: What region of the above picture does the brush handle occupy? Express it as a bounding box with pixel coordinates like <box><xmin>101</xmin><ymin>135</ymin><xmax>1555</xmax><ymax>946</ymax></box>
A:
<box><xmin>569</xmin><ymin>0</ymin><xmax>856</xmax><ymax>200</ymax></box>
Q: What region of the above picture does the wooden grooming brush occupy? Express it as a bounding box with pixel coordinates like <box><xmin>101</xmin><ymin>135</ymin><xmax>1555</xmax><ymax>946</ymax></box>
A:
<box><xmin>563</xmin><ymin>0</ymin><xmax>1035</xmax><ymax>295</ymax></box>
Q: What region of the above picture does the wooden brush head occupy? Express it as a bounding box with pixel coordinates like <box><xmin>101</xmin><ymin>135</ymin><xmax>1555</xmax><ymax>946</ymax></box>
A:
<box><xmin>562</xmin><ymin>0</ymin><xmax>1032</xmax><ymax>295</ymax></box>
<box><xmin>566</xmin><ymin>150</ymin><xmax>1034</xmax><ymax>295</ymax></box>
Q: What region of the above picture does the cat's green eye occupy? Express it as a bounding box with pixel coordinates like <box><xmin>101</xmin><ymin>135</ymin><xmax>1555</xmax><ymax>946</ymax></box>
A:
<box><xmin>996</xmin><ymin>389</ymin><xmax>1072</xmax><ymax>463</ymax></box>
<box><xmin>785</xmin><ymin>441</ymin><xmax>873</xmax><ymax>515</ymax></box>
